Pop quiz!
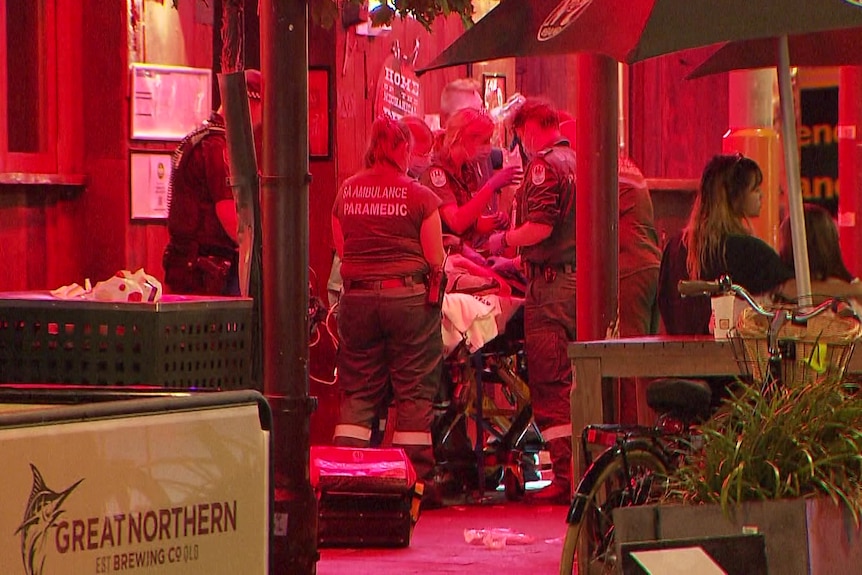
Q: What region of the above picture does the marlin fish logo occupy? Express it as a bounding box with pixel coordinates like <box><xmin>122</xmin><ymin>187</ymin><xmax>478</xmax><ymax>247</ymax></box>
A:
<box><xmin>15</xmin><ymin>464</ymin><xmax>83</xmax><ymax>575</ymax></box>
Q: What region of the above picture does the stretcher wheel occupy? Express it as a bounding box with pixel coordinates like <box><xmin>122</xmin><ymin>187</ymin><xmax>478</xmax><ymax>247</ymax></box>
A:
<box><xmin>503</xmin><ymin>461</ymin><xmax>526</xmax><ymax>501</ymax></box>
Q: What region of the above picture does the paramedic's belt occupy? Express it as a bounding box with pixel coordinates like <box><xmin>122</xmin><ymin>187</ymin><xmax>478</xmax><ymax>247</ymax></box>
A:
<box><xmin>346</xmin><ymin>274</ymin><xmax>427</xmax><ymax>291</ymax></box>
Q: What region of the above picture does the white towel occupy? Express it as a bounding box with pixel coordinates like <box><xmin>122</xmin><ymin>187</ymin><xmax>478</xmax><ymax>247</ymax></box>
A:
<box><xmin>442</xmin><ymin>293</ymin><xmax>501</xmax><ymax>355</ymax></box>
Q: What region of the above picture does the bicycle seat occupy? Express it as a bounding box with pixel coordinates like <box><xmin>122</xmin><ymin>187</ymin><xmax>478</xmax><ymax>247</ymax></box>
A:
<box><xmin>646</xmin><ymin>378</ymin><xmax>712</xmax><ymax>423</ymax></box>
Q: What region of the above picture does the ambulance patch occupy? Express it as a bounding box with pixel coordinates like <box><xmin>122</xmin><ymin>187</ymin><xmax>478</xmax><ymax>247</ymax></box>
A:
<box><xmin>531</xmin><ymin>164</ymin><xmax>546</xmax><ymax>186</ymax></box>
<box><xmin>429</xmin><ymin>168</ymin><xmax>447</xmax><ymax>188</ymax></box>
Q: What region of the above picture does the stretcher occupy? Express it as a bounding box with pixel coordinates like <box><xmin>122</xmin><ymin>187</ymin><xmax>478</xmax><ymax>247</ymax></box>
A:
<box><xmin>435</xmin><ymin>291</ymin><xmax>543</xmax><ymax>500</ymax></box>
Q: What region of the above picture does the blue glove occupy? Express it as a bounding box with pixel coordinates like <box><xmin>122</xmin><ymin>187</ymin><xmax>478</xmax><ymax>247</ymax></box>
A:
<box><xmin>487</xmin><ymin>231</ymin><xmax>508</xmax><ymax>256</ymax></box>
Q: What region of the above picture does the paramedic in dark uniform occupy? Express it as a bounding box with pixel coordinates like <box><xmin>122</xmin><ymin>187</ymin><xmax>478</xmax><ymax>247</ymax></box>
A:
<box><xmin>331</xmin><ymin>116</ymin><xmax>446</xmax><ymax>502</ymax></box>
<box><xmin>488</xmin><ymin>99</ymin><xmax>577</xmax><ymax>504</ymax></box>
<box><xmin>162</xmin><ymin>69</ymin><xmax>262</xmax><ymax>295</ymax></box>
<box><xmin>420</xmin><ymin>107</ymin><xmax>519</xmax><ymax>248</ymax></box>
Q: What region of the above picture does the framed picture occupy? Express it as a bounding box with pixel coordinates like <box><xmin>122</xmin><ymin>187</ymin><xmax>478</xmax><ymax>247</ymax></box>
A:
<box><xmin>130</xmin><ymin>64</ymin><xmax>212</xmax><ymax>141</ymax></box>
<box><xmin>309</xmin><ymin>67</ymin><xmax>332</xmax><ymax>160</ymax></box>
<box><xmin>482</xmin><ymin>74</ymin><xmax>507</xmax><ymax>112</ymax></box>
<box><xmin>130</xmin><ymin>151</ymin><xmax>172</xmax><ymax>220</ymax></box>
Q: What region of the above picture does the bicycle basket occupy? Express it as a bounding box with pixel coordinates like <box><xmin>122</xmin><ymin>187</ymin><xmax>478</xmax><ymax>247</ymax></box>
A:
<box><xmin>729</xmin><ymin>306</ymin><xmax>862</xmax><ymax>386</ymax></box>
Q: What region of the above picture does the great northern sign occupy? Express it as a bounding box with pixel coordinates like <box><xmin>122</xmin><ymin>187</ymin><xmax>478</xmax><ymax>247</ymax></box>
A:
<box><xmin>0</xmin><ymin>404</ymin><xmax>269</xmax><ymax>574</ymax></box>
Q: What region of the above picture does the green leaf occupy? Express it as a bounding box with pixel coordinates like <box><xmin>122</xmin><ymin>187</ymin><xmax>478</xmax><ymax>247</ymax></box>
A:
<box><xmin>668</xmin><ymin>374</ymin><xmax>862</xmax><ymax>519</ymax></box>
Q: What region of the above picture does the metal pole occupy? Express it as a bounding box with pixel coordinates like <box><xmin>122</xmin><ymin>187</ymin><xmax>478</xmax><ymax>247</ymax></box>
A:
<box><xmin>218</xmin><ymin>71</ymin><xmax>258</xmax><ymax>297</ymax></box>
<box><xmin>576</xmin><ymin>53</ymin><xmax>619</xmax><ymax>343</ymax></box>
<box><xmin>260</xmin><ymin>0</ymin><xmax>317</xmax><ymax>573</ymax></box>
<box><xmin>777</xmin><ymin>35</ymin><xmax>813</xmax><ymax>305</ymax></box>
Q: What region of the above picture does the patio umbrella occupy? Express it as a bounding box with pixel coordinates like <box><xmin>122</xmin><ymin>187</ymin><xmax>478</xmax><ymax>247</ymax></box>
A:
<box><xmin>420</xmin><ymin>0</ymin><xmax>862</xmax><ymax>301</ymax></box>
<box><xmin>419</xmin><ymin>0</ymin><xmax>862</xmax><ymax>72</ymax></box>
<box><xmin>687</xmin><ymin>28</ymin><xmax>862</xmax><ymax>80</ymax></box>
<box><xmin>686</xmin><ymin>27</ymin><xmax>862</xmax><ymax>303</ymax></box>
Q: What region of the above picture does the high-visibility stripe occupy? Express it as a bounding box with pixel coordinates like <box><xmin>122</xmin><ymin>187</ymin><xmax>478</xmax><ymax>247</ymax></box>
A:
<box><xmin>542</xmin><ymin>424</ymin><xmax>572</xmax><ymax>442</ymax></box>
<box><xmin>377</xmin><ymin>418</ymin><xmax>388</xmax><ymax>432</ymax></box>
<box><xmin>333</xmin><ymin>424</ymin><xmax>372</xmax><ymax>441</ymax></box>
<box><xmin>392</xmin><ymin>430</ymin><xmax>433</xmax><ymax>446</ymax></box>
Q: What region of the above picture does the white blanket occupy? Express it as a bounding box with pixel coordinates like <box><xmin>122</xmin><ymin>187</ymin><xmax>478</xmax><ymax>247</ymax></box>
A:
<box><xmin>441</xmin><ymin>293</ymin><xmax>523</xmax><ymax>356</ymax></box>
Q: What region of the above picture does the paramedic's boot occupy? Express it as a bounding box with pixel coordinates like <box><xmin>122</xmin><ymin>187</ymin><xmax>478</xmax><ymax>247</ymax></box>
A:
<box><xmin>526</xmin><ymin>438</ymin><xmax>571</xmax><ymax>505</ymax></box>
<box><xmin>419</xmin><ymin>465</ymin><xmax>458</xmax><ymax>510</ymax></box>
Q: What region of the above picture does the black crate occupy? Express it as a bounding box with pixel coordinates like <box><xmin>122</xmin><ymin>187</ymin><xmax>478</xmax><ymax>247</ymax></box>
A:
<box><xmin>317</xmin><ymin>490</ymin><xmax>416</xmax><ymax>548</ymax></box>
<box><xmin>0</xmin><ymin>292</ymin><xmax>254</xmax><ymax>389</ymax></box>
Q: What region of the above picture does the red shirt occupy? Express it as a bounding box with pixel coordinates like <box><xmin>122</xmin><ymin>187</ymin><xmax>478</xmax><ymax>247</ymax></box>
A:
<box><xmin>333</xmin><ymin>166</ymin><xmax>441</xmax><ymax>281</ymax></box>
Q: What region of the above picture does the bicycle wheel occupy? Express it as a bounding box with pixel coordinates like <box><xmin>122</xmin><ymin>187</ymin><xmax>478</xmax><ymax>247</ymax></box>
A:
<box><xmin>559</xmin><ymin>448</ymin><xmax>668</xmax><ymax>575</ymax></box>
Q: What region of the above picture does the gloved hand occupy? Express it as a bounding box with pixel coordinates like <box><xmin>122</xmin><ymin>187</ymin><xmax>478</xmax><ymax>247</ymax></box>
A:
<box><xmin>476</xmin><ymin>211</ymin><xmax>510</xmax><ymax>234</ymax></box>
<box><xmin>486</xmin><ymin>165</ymin><xmax>524</xmax><ymax>192</ymax></box>
<box><xmin>487</xmin><ymin>231</ymin><xmax>508</xmax><ymax>256</ymax></box>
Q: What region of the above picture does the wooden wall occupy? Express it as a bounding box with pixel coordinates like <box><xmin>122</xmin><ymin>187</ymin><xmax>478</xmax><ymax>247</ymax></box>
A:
<box><xmin>334</xmin><ymin>16</ymin><xmax>468</xmax><ymax>182</ymax></box>
<box><xmin>0</xmin><ymin>1</ymin><xmax>126</xmax><ymax>292</ymax></box>
<box><xmin>0</xmin><ymin>1</ymin><xmax>206</xmax><ymax>293</ymax></box>
<box><xmin>511</xmin><ymin>46</ymin><xmax>730</xmax><ymax>181</ymax></box>
<box><xmin>630</xmin><ymin>47</ymin><xmax>730</xmax><ymax>180</ymax></box>
<box><xmin>629</xmin><ymin>48</ymin><xmax>730</xmax><ymax>248</ymax></box>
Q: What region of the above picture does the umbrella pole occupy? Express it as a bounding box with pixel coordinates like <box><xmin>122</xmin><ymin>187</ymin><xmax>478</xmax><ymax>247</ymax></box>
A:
<box><xmin>777</xmin><ymin>35</ymin><xmax>813</xmax><ymax>305</ymax></box>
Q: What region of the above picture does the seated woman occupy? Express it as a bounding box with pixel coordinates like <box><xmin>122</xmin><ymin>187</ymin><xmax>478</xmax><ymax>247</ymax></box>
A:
<box><xmin>779</xmin><ymin>203</ymin><xmax>855</xmax><ymax>282</ymax></box>
<box><xmin>420</xmin><ymin>108</ymin><xmax>522</xmax><ymax>296</ymax></box>
<box><xmin>778</xmin><ymin>203</ymin><xmax>860</xmax><ymax>311</ymax></box>
<box><xmin>658</xmin><ymin>153</ymin><xmax>862</xmax><ymax>335</ymax></box>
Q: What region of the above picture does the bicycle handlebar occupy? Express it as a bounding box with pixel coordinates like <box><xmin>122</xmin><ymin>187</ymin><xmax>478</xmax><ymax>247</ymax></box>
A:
<box><xmin>677</xmin><ymin>279</ymin><xmax>729</xmax><ymax>297</ymax></box>
<box><xmin>678</xmin><ymin>275</ymin><xmax>858</xmax><ymax>324</ymax></box>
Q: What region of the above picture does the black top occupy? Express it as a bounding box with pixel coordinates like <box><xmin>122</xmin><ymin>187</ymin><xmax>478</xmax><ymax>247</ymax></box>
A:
<box><xmin>658</xmin><ymin>233</ymin><xmax>794</xmax><ymax>335</ymax></box>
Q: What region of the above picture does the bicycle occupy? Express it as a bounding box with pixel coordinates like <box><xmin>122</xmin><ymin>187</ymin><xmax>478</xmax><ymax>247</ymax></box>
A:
<box><xmin>559</xmin><ymin>275</ymin><xmax>861</xmax><ymax>575</ymax></box>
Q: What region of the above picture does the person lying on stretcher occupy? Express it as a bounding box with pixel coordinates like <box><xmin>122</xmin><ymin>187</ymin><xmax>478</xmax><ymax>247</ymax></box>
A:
<box><xmin>443</xmin><ymin>234</ymin><xmax>527</xmax><ymax>298</ymax></box>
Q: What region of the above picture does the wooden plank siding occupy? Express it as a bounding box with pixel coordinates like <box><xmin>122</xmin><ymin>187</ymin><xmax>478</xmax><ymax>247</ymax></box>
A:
<box><xmin>629</xmin><ymin>47</ymin><xmax>729</xmax><ymax>179</ymax></box>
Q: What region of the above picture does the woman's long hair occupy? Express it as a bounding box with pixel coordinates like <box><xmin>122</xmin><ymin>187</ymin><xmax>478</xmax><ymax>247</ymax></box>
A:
<box><xmin>779</xmin><ymin>203</ymin><xmax>854</xmax><ymax>282</ymax></box>
<box><xmin>434</xmin><ymin>107</ymin><xmax>494</xmax><ymax>172</ymax></box>
<box><xmin>683</xmin><ymin>153</ymin><xmax>763</xmax><ymax>279</ymax></box>
<box><xmin>363</xmin><ymin>115</ymin><xmax>412</xmax><ymax>170</ymax></box>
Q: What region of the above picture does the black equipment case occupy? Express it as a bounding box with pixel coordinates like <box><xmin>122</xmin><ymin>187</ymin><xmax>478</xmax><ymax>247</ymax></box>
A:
<box><xmin>310</xmin><ymin>446</ymin><xmax>421</xmax><ymax>548</ymax></box>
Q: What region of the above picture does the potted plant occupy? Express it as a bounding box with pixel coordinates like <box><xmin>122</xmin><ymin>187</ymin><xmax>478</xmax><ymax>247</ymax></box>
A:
<box><xmin>613</xmin><ymin>374</ymin><xmax>862</xmax><ymax>574</ymax></box>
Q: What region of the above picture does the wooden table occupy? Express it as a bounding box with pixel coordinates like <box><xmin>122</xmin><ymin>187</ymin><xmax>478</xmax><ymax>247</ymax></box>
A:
<box><xmin>567</xmin><ymin>336</ymin><xmax>862</xmax><ymax>475</ymax></box>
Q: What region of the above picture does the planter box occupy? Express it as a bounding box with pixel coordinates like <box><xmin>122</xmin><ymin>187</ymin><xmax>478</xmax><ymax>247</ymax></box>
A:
<box><xmin>614</xmin><ymin>499</ymin><xmax>862</xmax><ymax>574</ymax></box>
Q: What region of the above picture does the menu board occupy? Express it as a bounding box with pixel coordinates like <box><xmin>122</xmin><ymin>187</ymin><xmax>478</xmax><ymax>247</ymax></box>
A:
<box><xmin>130</xmin><ymin>64</ymin><xmax>212</xmax><ymax>141</ymax></box>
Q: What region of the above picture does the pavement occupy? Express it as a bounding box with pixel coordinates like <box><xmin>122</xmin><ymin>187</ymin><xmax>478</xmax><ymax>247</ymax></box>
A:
<box><xmin>317</xmin><ymin>489</ymin><xmax>569</xmax><ymax>575</ymax></box>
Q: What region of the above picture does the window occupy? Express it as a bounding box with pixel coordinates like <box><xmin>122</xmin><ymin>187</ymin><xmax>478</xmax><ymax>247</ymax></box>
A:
<box><xmin>1</xmin><ymin>0</ymin><xmax>57</xmax><ymax>172</ymax></box>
